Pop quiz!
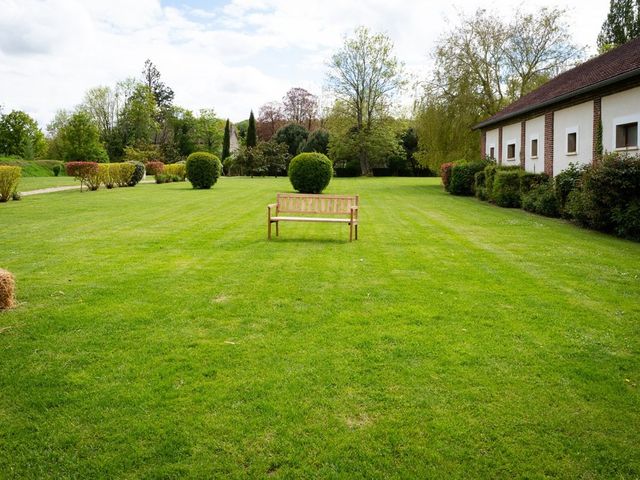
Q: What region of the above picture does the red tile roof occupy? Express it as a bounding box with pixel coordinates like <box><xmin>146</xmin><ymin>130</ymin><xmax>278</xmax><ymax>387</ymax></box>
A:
<box><xmin>475</xmin><ymin>37</ymin><xmax>640</xmax><ymax>129</ymax></box>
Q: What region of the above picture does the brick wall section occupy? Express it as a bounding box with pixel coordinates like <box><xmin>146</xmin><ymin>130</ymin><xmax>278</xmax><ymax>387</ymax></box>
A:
<box><xmin>520</xmin><ymin>121</ymin><xmax>526</xmax><ymax>169</ymax></box>
<box><xmin>593</xmin><ymin>96</ymin><xmax>602</xmax><ymax>164</ymax></box>
<box><xmin>544</xmin><ymin>112</ymin><xmax>554</xmax><ymax>176</ymax></box>
<box><xmin>498</xmin><ymin>127</ymin><xmax>503</xmax><ymax>165</ymax></box>
<box><xmin>480</xmin><ymin>131</ymin><xmax>486</xmax><ymax>159</ymax></box>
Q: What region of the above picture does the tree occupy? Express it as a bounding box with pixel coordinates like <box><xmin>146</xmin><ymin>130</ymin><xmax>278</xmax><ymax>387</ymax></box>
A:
<box><xmin>246</xmin><ymin>110</ymin><xmax>257</xmax><ymax>148</ymax></box>
<box><xmin>282</xmin><ymin>87</ymin><xmax>318</xmax><ymax>129</ymax></box>
<box><xmin>274</xmin><ymin>123</ymin><xmax>308</xmax><ymax>157</ymax></box>
<box><xmin>222</xmin><ymin>119</ymin><xmax>231</xmax><ymax>160</ymax></box>
<box><xmin>301</xmin><ymin>129</ymin><xmax>330</xmax><ymax>155</ymax></box>
<box><xmin>0</xmin><ymin>110</ymin><xmax>46</xmax><ymax>159</ymax></box>
<box><xmin>142</xmin><ymin>59</ymin><xmax>175</xmax><ymax>110</ymax></box>
<box><xmin>254</xmin><ymin>140</ymin><xmax>290</xmax><ymax>176</ymax></box>
<box><xmin>54</xmin><ymin>111</ymin><xmax>109</xmax><ymax>162</ymax></box>
<box><xmin>326</xmin><ymin>27</ymin><xmax>406</xmax><ymax>174</ymax></box>
<box><xmin>257</xmin><ymin>102</ymin><xmax>285</xmax><ymax>140</ymax></box>
<box><xmin>195</xmin><ymin>109</ymin><xmax>224</xmax><ymax>155</ymax></box>
<box><xmin>597</xmin><ymin>0</ymin><xmax>640</xmax><ymax>52</ymax></box>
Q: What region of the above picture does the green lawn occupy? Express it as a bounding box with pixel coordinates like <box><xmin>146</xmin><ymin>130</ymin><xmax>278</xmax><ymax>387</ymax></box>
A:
<box><xmin>1</xmin><ymin>177</ymin><xmax>639</xmax><ymax>478</ymax></box>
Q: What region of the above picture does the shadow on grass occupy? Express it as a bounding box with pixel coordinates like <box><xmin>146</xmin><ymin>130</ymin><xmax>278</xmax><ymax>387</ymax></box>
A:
<box><xmin>267</xmin><ymin>237</ymin><xmax>352</xmax><ymax>245</ymax></box>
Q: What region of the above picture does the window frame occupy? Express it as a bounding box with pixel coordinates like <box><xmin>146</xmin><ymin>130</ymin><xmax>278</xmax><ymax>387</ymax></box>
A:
<box><xmin>566</xmin><ymin>127</ymin><xmax>578</xmax><ymax>155</ymax></box>
<box><xmin>488</xmin><ymin>145</ymin><xmax>495</xmax><ymax>160</ymax></box>
<box><xmin>529</xmin><ymin>135</ymin><xmax>539</xmax><ymax>159</ymax></box>
<box><xmin>615</xmin><ymin>121</ymin><xmax>638</xmax><ymax>150</ymax></box>
<box><xmin>506</xmin><ymin>140</ymin><xmax>517</xmax><ymax>161</ymax></box>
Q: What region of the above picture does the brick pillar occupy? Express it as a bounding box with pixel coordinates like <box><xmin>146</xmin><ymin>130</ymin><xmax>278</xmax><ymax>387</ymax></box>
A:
<box><xmin>520</xmin><ymin>121</ymin><xmax>526</xmax><ymax>169</ymax></box>
<box><xmin>480</xmin><ymin>130</ymin><xmax>487</xmax><ymax>159</ymax></box>
<box><xmin>593</xmin><ymin>97</ymin><xmax>602</xmax><ymax>165</ymax></box>
<box><xmin>544</xmin><ymin>112</ymin><xmax>554</xmax><ymax>176</ymax></box>
<box><xmin>498</xmin><ymin>127</ymin><xmax>503</xmax><ymax>166</ymax></box>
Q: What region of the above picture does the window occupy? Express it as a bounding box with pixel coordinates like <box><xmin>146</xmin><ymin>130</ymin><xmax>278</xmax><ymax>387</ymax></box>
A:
<box><xmin>531</xmin><ymin>138</ymin><xmax>538</xmax><ymax>158</ymax></box>
<box><xmin>489</xmin><ymin>147</ymin><xmax>495</xmax><ymax>159</ymax></box>
<box><xmin>507</xmin><ymin>143</ymin><xmax>516</xmax><ymax>160</ymax></box>
<box><xmin>567</xmin><ymin>132</ymin><xmax>577</xmax><ymax>154</ymax></box>
<box><xmin>616</xmin><ymin>122</ymin><xmax>638</xmax><ymax>148</ymax></box>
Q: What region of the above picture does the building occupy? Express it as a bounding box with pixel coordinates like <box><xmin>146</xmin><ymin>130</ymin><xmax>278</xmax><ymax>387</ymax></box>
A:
<box><xmin>474</xmin><ymin>37</ymin><xmax>640</xmax><ymax>176</ymax></box>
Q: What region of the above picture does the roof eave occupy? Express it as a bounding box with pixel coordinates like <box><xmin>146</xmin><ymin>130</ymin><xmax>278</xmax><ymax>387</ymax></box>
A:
<box><xmin>472</xmin><ymin>68</ymin><xmax>640</xmax><ymax>131</ymax></box>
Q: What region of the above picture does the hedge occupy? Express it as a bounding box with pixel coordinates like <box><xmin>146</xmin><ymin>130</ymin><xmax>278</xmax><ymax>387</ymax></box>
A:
<box><xmin>520</xmin><ymin>172</ymin><xmax>550</xmax><ymax>195</ymax></box>
<box><xmin>66</xmin><ymin>162</ymin><xmax>99</xmax><ymax>191</ymax></box>
<box><xmin>493</xmin><ymin>170</ymin><xmax>522</xmax><ymax>208</ymax></box>
<box><xmin>449</xmin><ymin>161</ymin><xmax>488</xmax><ymax>196</ymax></box>
<box><xmin>440</xmin><ymin>162</ymin><xmax>455</xmax><ymax>191</ymax></box>
<box><xmin>164</xmin><ymin>163</ymin><xmax>186</xmax><ymax>181</ymax></box>
<box><xmin>474</xmin><ymin>171</ymin><xmax>487</xmax><ymax>200</ymax></box>
<box><xmin>145</xmin><ymin>161</ymin><xmax>164</xmax><ymax>176</ymax></box>
<box><xmin>522</xmin><ymin>182</ymin><xmax>559</xmax><ymax>217</ymax></box>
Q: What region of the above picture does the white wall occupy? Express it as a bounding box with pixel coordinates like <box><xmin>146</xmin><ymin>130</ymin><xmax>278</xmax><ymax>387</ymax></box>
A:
<box><xmin>602</xmin><ymin>85</ymin><xmax>640</xmax><ymax>154</ymax></box>
<box><xmin>525</xmin><ymin>115</ymin><xmax>545</xmax><ymax>173</ymax></box>
<box><xmin>553</xmin><ymin>101</ymin><xmax>593</xmax><ymax>175</ymax></box>
<box><xmin>501</xmin><ymin>123</ymin><xmax>521</xmax><ymax>166</ymax></box>
<box><xmin>485</xmin><ymin>128</ymin><xmax>499</xmax><ymax>159</ymax></box>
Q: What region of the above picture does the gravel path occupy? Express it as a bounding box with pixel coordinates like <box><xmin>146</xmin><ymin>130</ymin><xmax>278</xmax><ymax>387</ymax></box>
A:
<box><xmin>21</xmin><ymin>179</ymin><xmax>155</xmax><ymax>197</ymax></box>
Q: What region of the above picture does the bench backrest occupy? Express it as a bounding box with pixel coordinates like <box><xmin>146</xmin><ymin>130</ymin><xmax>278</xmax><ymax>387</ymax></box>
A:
<box><xmin>276</xmin><ymin>193</ymin><xmax>358</xmax><ymax>215</ymax></box>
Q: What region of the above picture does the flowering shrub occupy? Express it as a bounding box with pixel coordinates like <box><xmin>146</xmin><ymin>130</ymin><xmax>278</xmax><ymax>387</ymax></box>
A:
<box><xmin>440</xmin><ymin>162</ymin><xmax>455</xmax><ymax>191</ymax></box>
<box><xmin>0</xmin><ymin>166</ymin><xmax>21</xmax><ymax>202</ymax></box>
<box><xmin>66</xmin><ymin>162</ymin><xmax>99</xmax><ymax>191</ymax></box>
<box><xmin>145</xmin><ymin>161</ymin><xmax>164</xmax><ymax>176</ymax></box>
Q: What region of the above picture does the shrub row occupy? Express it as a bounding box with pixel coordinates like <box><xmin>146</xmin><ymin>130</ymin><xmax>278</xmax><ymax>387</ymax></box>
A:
<box><xmin>66</xmin><ymin>161</ymin><xmax>140</xmax><ymax>191</ymax></box>
<box><xmin>0</xmin><ymin>166</ymin><xmax>21</xmax><ymax>202</ymax></box>
<box><xmin>451</xmin><ymin>152</ymin><xmax>640</xmax><ymax>241</ymax></box>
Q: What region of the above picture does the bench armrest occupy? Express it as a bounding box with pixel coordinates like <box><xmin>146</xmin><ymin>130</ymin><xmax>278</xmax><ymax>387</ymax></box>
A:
<box><xmin>350</xmin><ymin>205</ymin><xmax>359</xmax><ymax>210</ymax></box>
<box><xmin>267</xmin><ymin>203</ymin><xmax>278</xmax><ymax>209</ymax></box>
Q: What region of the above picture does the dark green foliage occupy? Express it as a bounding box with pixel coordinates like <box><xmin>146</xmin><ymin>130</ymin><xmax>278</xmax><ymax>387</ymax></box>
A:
<box><xmin>52</xmin><ymin>165</ymin><xmax>61</xmax><ymax>177</ymax></box>
<box><xmin>493</xmin><ymin>170</ymin><xmax>522</xmax><ymax>208</ymax></box>
<box><xmin>449</xmin><ymin>161</ymin><xmax>488</xmax><ymax>196</ymax></box>
<box><xmin>246</xmin><ymin>111</ymin><xmax>257</xmax><ymax>148</ymax></box>
<box><xmin>597</xmin><ymin>0</ymin><xmax>640</xmax><ymax>52</ymax></box>
<box><xmin>522</xmin><ymin>182</ymin><xmax>560</xmax><ymax>217</ymax></box>
<box><xmin>186</xmin><ymin>152</ymin><xmax>222</xmax><ymax>189</ymax></box>
<box><xmin>334</xmin><ymin>160</ymin><xmax>361</xmax><ymax>177</ymax></box>
<box><xmin>288</xmin><ymin>153</ymin><xmax>333</xmax><ymax>193</ymax></box>
<box><xmin>484</xmin><ymin>165</ymin><xmax>497</xmax><ymax>200</ymax></box>
<box><xmin>222</xmin><ymin>119</ymin><xmax>231</xmax><ymax>160</ymax></box>
<box><xmin>554</xmin><ymin>162</ymin><xmax>586</xmax><ymax>214</ymax></box>
<box><xmin>275</xmin><ymin>123</ymin><xmax>309</xmax><ymax>157</ymax></box>
<box><xmin>520</xmin><ymin>172</ymin><xmax>550</xmax><ymax>194</ymax></box>
<box><xmin>301</xmin><ymin>129</ymin><xmax>330</xmax><ymax>155</ymax></box>
<box><xmin>475</xmin><ymin>171</ymin><xmax>487</xmax><ymax>200</ymax></box>
<box><xmin>127</xmin><ymin>161</ymin><xmax>145</xmax><ymax>186</ymax></box>
<box><xmin>565</xmin><ymin>153</ymin><xmax>640</xmax><ymax>240</ymax></box>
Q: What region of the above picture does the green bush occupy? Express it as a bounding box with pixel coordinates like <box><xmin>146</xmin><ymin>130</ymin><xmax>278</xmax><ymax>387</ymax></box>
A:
<box><xmin>484</xmin><ymin>165</ymin><xmax>497</xmax><ymax>201</ymax></box>
<box><xmin>288</xmin><ymin>152</ymin><xmax>333</xmax><ymax>194</ymax></box>
<box><xmin>565</xmin><ymin>153</ymin><xmax>640</xmax><ymax>241</ymax></box>
<box><xmin>522</xmin><ymin>182</ymin><xmax>560</xmax><ymax>217</ymax></box>
<box><xmin>475</xmin><ymin>170</ymin><xmax>487</xmax><ymax>200</ymax></box>
<box><xmin>449</xmin><ymin>161</ymin><xmax>488</xmax><ymax>196</ymax></box>
<box><xmin>493</xmin><ymin>170</ymin><xmax>522</xmax><ymax>208</ymax></box>
<box><xmin>554</xmin><ymin>163</ymin><xmax>585</xmax><ymax>214</ymax></box>
<box><xmin>155</xmin><ymin>173</ymin><xmax>171</xmax><ymax>184</ymax></box>
<box><xmin>164</xmin><ymin>163</ymin><xmax>186</xmax><ymax>181</ymax></box>
<box><xmin>52</xmin><ymin>165</ymin><xmax>61</xmax><ymax>177</ymax></box>
<box><xmin>0</xmin><ymin>166</ymin><xmax>21</xmax><ymax>202</ymax></box>
<box><xmin>127</xmin><ymin>161</ymin><xmax>145</xmax><ymax>186</ymax></box>
<box><xmin>334</xmin><ymin>160</ymin><xmax>361</xmax><ymax>177</ymax></box>
<box><xmin>186</xmin><ymin>152</ymin><xmax>222</xmax><ymax>189</ymax></box>
<box><xmin>520</xmin><ymin>172</ymin><xmax>550</xmax><ymax>195</ymax></box>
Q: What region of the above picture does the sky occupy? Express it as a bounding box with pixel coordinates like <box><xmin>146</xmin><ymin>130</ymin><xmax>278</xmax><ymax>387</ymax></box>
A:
<box><xmin>0</xmin><ymin>0</ymin><xmax>609</xmax><ymax>129</ymax></box>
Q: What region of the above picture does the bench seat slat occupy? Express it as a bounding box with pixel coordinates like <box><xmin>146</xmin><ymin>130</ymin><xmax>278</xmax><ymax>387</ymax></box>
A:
<box><xmin>271</xmin><ymin>216</ymin><xmax>353</xmax><ymax>223</ymax></box>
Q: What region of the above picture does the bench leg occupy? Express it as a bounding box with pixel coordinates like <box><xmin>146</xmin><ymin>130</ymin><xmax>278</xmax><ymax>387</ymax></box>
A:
<box><xmin>349</xmin><ymin>222</ymin><xmax>353</xmax><ymax>242</ymax></box>
<box><xmin>355</xmin><ymin>224</ymin><xmax>358</xmax><ymax>240</ymax></box>
<box><xmin>276</xmin><ymin>221</ymin><xmax>279</xmax><ymax>237</ymax></box>
<box><xmin>268</xmin><ymin>220</ymin><xmax>271</xmax><ymax>240</ymax></box>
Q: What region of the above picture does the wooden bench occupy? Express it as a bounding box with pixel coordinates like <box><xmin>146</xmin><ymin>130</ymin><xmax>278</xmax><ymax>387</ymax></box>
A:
<box><xmin>268</xmin><ymin>193</ymin><xmax>359</xmax><ymax>241</ymax></box>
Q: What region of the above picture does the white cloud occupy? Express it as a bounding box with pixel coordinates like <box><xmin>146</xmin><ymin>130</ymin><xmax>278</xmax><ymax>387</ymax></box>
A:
<box><xmin>0</xmin><ymin>0</ymin><xmax>609</xmax><ymax>129</ymax></box>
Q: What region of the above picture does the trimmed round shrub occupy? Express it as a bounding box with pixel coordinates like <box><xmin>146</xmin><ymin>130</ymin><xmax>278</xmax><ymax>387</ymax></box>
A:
<box><xmin>288</xmin><ymin>153</ymin><xmax>333</xmax><ymax>194</ymax></box>
<box><xmin>127</xmin><ymin>161</ymin><xmax>145</xmax><ymax>186</ymax></box>
<box><xmin>186</xmin><ymin>152</ymin><xmax>222</xmax><ymax>189</ymax></box>
<box><xmin>493</xmin><ymin>170</ymin><xmax>522</xmax><ymax>208</ymax></box>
